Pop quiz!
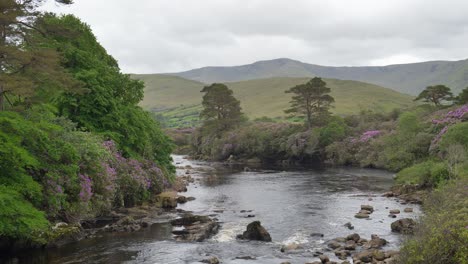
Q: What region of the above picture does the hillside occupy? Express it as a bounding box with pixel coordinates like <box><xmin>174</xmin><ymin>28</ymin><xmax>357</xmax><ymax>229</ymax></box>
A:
<box><xmin>166</xmin><ymin>58</ymin><xmax>468</xmax><ymax>95</ymax></box>
<box><xmin>133</xmin><ymin>74</ymin><xmax>415</xmax><ymax>126</ymax></box>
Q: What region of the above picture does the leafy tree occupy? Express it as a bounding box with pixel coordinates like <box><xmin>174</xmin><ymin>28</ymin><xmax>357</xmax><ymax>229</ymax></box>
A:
<box><xmin>36</xmin><ymin>14</ymin><xmax>174</xmax><ymax>171</ymax></box>
<box><xmin>200</xmin><ymin>83</ymin><xmax>243</xmax><ymax>133</ymax></box>
<box><xmin>0</xmin><ymin>0</ymin><xmax>75</xmax><ymax>110</ymax></box>
<box><xmin>285</xmin><ymin>77</ymin><xmax>334</xmax><ymax>129</ymax></box>
<box><xmin>455</xmin><ymin>87</ymin><xmax>468</xmax><ymax>105</ymax></box>
<box><xmin>414</xmin><ymin>85</ymin><xmax>454</xmax><ymax>106</ymax></box>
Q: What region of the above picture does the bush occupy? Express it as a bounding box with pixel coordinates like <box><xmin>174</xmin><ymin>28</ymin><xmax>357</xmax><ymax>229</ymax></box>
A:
<box><xmin>0</xmin><ymin>187</ymin><xmax>49</xmax><ymax>245</ymax></box>
<box><xmin>438</xmin><ymin>122</ymin><xmax>468</xmax><ymax>153</ymax></box>
<box><xmin>396</xmin><ymin>160</ymin><xmax>449</xmax><ymax>187</ymax></box>
<box><xmin>400</xmin><ymin>177</ymin><xmax>468</xmax><ymax>264</ymax></box>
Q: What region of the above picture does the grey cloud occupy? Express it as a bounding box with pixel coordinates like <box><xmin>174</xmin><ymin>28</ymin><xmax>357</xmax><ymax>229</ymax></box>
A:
<box><xmin>44</xmin><ymin>0</ymin><xmax>468</xmax><ymax>73</ymax></box>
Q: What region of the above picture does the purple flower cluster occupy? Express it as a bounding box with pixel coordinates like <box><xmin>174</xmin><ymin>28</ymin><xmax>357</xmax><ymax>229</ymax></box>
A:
<box><xmin>79</xmin><ymin>174</ymin><xmax>93</xmax><ymax>202</ymax></box>
<box><xmin>100</xmin><ymin>140</ymin><xmax>169</xmax><ymax>200</ymax></box>
<box><xmin>432</xmin><ymin>105</ymin><xmax>468</xmax><ymax>125</ymax></box>
<box><xmin>360</xmin><ymin>130</ymin><xmax>381</xmax><ymax>142</ymax></box>
<box><xmin>430</xmin><ymin>105</ymin><xmax>468</xmax><ymax>149</ymax></box>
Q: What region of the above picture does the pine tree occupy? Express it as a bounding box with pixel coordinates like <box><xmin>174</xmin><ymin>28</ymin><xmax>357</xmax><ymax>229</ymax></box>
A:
<box><xmin>0</xmin><ymin>0</ymin><xmax>74</xmax><ymax>110</ymax></box>
<box><xmin>200</xmin><ymin>83</ymin><xmax>243</xmax><ymax>133</ymax></box>
<box><xmin>414</xmin><ymin>85</ymin><xmax>454</xmax><ymax>106</ymax></box>
<box><xmin>285</xmin><ymin>77</ymin><xmax>334</xmax><ymax>128</ymax></box>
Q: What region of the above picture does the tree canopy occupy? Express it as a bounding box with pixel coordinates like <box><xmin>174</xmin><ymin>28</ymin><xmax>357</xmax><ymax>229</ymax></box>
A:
<box><xmin>455</xmin><ymin>87</ymin><xmax>468</xmax><ymax>105</ymax></box>
<box><xmin>34</xmin><ymin>14</ymin><xmax>173</xmax><ymax>169</ymax></box>
<box><xmin>0</xmin><ymin>0</ymin><xmax>76</xmax><ymax>110</ymax></box>
<box><xmin>414</xmin><ymin>85</ymin><xmax>454</xmax><ymax>106</ymax></box>
<box><xmin>200</xmin><ymin>83</ymin><xmax>243</xmax><ymax>133</ymax></box>
<box><xmin>285</xmin><ymin>77</ymin><xmax>334</xmax><ymax>128</ymax></box>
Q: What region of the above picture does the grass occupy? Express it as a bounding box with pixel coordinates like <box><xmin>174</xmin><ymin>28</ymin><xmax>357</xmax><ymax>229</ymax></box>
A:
<box><xmin>133</xmin><ymin>74</ymin><xmax>416</xmax><ymax>127</ymax></box>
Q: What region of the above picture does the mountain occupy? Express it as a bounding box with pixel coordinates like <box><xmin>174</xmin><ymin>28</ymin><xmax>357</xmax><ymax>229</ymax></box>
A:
<box><xmin>133</xmin><ymin>74</ymin><xmax>414</xmax><ymax>125</ymax></box>
<box><xmin>167</xmin><ymin>58</ymin><xmax>468</xmax><ymax>95</ymax></box>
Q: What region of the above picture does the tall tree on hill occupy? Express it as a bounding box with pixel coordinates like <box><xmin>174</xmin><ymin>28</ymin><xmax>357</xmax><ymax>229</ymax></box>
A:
<box><xmin>200</xmin><ymin>83</ymin><xmax>243</xmax><ymax>133</ymax></box>
<box><xmin>0</xmin><ymin>0</ymin><xmax>74</xmax><ymax>110</ymax></box>
<box><xmin>455</xmin><ymin>87</ymin><xmax>468</xmax><ymax>105</ymax></box>
<box><xmin>285</xmin><ymin>77</ymin><xmax>334</xmax><ymax>129</ymax></box>
<box><xmin>414</xmin><ymin>85</ymin><xmax>454</xmax><ymax>106</ymax></box>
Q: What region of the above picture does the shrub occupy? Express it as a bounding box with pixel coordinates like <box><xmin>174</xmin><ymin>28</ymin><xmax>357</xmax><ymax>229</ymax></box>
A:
<box><xmin>0</xmin><ymin>187</ymin><xmax>49</xmax><ymax>245</ymax></box>
<box><xmin>396</xmin><ymin>160</ymin><xmax>449</xmax><ymax>187</ymax></box>
<box><xmin>399</xmin><ymin>177</ymin><xmax>468</xmax><ymax>264</ymax></box>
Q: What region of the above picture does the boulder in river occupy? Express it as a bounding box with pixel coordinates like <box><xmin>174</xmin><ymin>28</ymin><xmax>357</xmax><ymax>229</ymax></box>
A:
<box><xmin>346</xmin><ymin>233</ymin><xmax>360</xmax><ymax>242</ymax></box>
<box><xmin>170</xmin><ymin>214</ymin><xmax>219</xmax><ymax>242</ymax></box>
<box><xmin>363</xmin><ymin>234</ymin><xmax>387</xmax><ymax>249</ymax></box>
<box><xmin>354</xmin><ymin>212</ymin><xmax>370</xmax><ymax>219</ymax></box>
<box><xmin>177</xmin><ymin>195</ymin><xmax>188</xmax><ymax>204</ymax></box>
<box><xmin>404</xmin><ymin>207</ymin><xmax>413</xmax><ymax>213</ymax></box>
<box><xmin>344</xmin><ymin>222</ymin><xmax>354</xmax><ymax>230</ymax></box>
<box><xmin>344</xmin><ymin>240</ymin><xmax>356</xmax><ymax>250</ymax></box>
<box><xmin>389</xmin><ymin>209</ymin><xmax>400</xmax><ymax>214</ymax></box>
<box><xmin>237</xmin><ymin>221</ymin><xmax>272</xmax><ymax>242</ymax></box>
<box><xmin>391</xmin><ymin>218</ymin><xmax>416</xmax><ymax>234</ymax></box>
<box><xmin>361</xmin><ymin>205</ymin><xmax>374</xmax><ymax>212</ymax></box>
<box><xmin>319</xmin><ymin>254</ymin><xmax>330</xmax><ymax>263</ymax></box>
<box><xmin>328</xmin><ymin>240</ymin><xmax>342</xmax><ymax>249</ymax></box>
<box><xmin>201</xmin><ymin>256</ymin><xmax>219</xmax><ymax>264</ymax></box>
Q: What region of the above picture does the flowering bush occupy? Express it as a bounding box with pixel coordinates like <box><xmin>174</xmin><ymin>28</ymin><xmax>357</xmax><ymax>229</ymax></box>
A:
<box><xmin>431</xmin><ymin>105</ymin><xmax>468</xmax><ymax>149</ymax></box>
<box><xmin>102</xmin><ymin>140</ymin><xmax>170</xmax><ymax>207</ymax></box>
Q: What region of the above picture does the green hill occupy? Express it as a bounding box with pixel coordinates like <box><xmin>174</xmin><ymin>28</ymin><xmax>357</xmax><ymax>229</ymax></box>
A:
<box><xmin>133</xmin><ymin>74</ymin><xmax>414</xmax><ymax>127</ymax></box>
<box><xmin>167</xmin><ymin>58</ymin><xmax>468</xmax><ymax>95</ymax></box>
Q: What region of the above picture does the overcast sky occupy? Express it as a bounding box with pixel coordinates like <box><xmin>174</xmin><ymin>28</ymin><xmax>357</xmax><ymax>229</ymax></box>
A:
<box><xmin>43</xmin><ymin>0</ymin><xmax>468</xmax><ymax>73</ymax></box>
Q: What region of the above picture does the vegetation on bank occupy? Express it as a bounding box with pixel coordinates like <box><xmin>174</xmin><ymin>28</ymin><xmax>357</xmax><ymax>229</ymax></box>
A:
<box><xmin>0</xmin><ymin>2</ymin><xmax>173</xmax><ymax>249</ymax></box>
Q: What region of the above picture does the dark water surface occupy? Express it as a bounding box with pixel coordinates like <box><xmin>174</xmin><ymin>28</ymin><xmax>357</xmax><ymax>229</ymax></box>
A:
<box><xmin>9</xmin><ymin>155</ymin><xmax>420</xmax><ymax>264</ymax></box>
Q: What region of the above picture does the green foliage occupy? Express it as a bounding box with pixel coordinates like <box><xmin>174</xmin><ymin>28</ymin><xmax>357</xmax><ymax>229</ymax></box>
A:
<box><xmin>414</xmin><ymin>84</ymin><xmax>454</xmax><ymax>105</ymax></box>
<box><xmin>0</xmin><ymin>187</ymin><xmax>49</xmax><ymax>244</ymax></box>
<box><xmin>318</xmin><ymin>117</ymin><xmax>347</xmax><ymax>146</ymax></box>
<box><xmin>285</xmin><ymin>77</ymin><xmax>335</xmax><ymax>128</ymax></box>
<box><xmin>200</xmin><ymin>83</ymin><xmax>243</xmax><ymax>134</ymax></box>
<box><xmin>0</xmin><ymin>1</ymin><xmax>77</xmax><ymax>111</ymax></box>
<box><xmin>398</xmin><ymin>112</ymin><xmax>421</xmax><ymax>134</ymax></box>
<box><xmin>37</xmin><ymin>14</ymin><xmax>173</xmax><ymax>172</ymax></box>
<box><xmin>400</xmin><ymin>177</ymin><xmax>468</xmax><ymax>264</ymax></box>
<box><xmin>438</xmin><ymin>122</ymin><xmax>468</xmax><ymax>152</ymax></box>
<box><xmin>456</xmin><ymin>87</ymin><xmax>468</xmax><ymax>104</ymax></box>
<box><xmin>396</xmin><ymin>160</ymin><xmax>449</xmax><ymax>187</ymax></box>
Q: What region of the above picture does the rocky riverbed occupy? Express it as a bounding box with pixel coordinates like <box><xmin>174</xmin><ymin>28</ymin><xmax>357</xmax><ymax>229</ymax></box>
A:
<box><xmin>6</xmin><ymin>155</ymin><xmax>422</xmax><ymax>264</ymax></box>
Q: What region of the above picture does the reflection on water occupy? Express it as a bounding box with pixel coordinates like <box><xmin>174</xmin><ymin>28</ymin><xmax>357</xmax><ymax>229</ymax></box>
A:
<box><xmin>5</xmin><ymin>155</ymin><xmax>420</xmax><ymax>264</ymax></box>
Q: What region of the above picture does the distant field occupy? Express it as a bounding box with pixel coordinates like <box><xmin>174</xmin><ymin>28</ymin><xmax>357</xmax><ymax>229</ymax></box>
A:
<box><xmin>133</xmin><ymin>74</ymin><xmax>415</xmax><ymax>126</ymax></box>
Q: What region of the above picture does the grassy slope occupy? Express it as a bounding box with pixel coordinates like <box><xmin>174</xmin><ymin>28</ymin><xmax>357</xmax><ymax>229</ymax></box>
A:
<box><xmin>134</xmin><ymin>74</ymin><xmax>414</xmax><ymax>118</ymax></box>
<box><xmin>134</xmin><ymin>74</ymin><xmax>205</xmax><ymax>110</ymax></box>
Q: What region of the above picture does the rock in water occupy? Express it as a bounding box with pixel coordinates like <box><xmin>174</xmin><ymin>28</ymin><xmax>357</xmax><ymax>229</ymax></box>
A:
<box><xmin>344</xmin><ymin>222</ymin><xmax>354</xmax><ymax>230</ymax></box>
<box><xmin>404</xmin><ymin>207</ymin><xmax>413</xmax><ymax>213</ymax></box>
<box><xmin>170</xmin><ymin>214</ymin><xmax>219</xmax><ymax>242</ymax></box>
<box><xmin>201</xmin><ymin>256</ymin><xmax>219</xmax><ymax>264</ymax></box>
<box><xmin>391</xmin><ymin>218</ymin><xmax>416</xmax><ymax>234</ymax></box>
<box><xmin>237</xmin><ymin>221</ymin><xmax>272</xmax><ymax>242</ymax></box>
<box><xmin>361</xmin><ymin>205</ymin><xmax>374</xmax><ymax>212</ymax></box>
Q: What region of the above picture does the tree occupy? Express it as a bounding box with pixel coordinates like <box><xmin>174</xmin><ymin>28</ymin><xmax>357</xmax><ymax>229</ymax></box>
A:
<box><xmin>455</xmin><ymin>87</ymin><xmax>468</xmax><ymax>105</ymax></box>
<box><xmin>414</xmin><ymin>85</ymin><xmax>454</xmax><ymax>106</ymax></box>
<box><xmin>0</xmin><ymin>0</ymin><xmax>74</xmax><ymax>110</ymax></box>
<box><xmin>200</xmin><ymin>83</ymin><xmax>243</xmax><ymax>133</ymax></box>
<box><xmin>38</xmin><ymin>14</ymin><xmax>174</xmax><ymax>171</ymax></box>
<box><xmin>285</xmin><ymin>77</ymin><xmax>334</xmax><ymax>129</ymax></box>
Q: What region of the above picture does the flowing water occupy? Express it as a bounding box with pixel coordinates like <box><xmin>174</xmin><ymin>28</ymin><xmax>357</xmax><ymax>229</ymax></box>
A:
<box><xmin>10</xmin><ymin>155</ymin><xmax>420</xmax><ymax>264</ymax></box>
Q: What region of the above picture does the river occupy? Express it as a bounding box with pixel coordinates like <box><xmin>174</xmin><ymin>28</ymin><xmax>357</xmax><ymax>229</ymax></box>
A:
<box><xmin>12</xmin><ymin>155</ymin><xmax>420</xmax><ymax>264</ymax></box>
